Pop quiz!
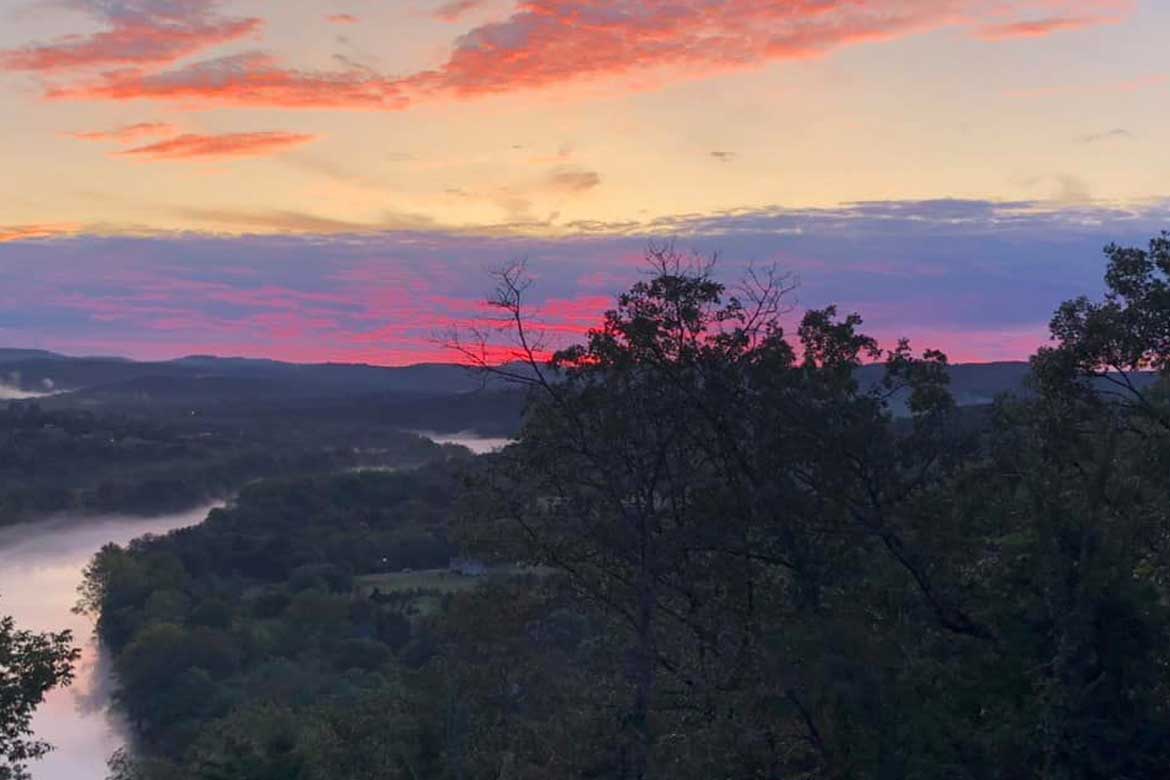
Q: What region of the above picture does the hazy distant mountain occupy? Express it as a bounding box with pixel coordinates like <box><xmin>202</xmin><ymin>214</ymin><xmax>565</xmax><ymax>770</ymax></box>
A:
<box><xmin>3</xmin><ymin>348</ymin><xmax>1136</xmax><ymax>418</ymax></box>
<box><xmin>0</xmin><ymin>351</ymin><xmax>508</xmax><ymax>401</ymax></box>
<box><xmin>855</xmin><ymin>361</ymin><xmax>1036</xmax><ymax>412</ymax></box>
<box><xmin>0</xmin><ymin>348</ymin><xmax>1037</xmax><ymax>404</ymax></box>
<box><xmin>4</xmin><ymin>348</ymin><xmax>1160</xmax><ymax>440</ymax></box>
<box><xmin>0</xmin><ymin>348</ymin><xmax>67</xmax><ymax>362</ymax></box>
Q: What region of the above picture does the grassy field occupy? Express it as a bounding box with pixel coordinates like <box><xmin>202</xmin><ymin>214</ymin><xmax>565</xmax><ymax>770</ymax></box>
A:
<box><xmin>355</xmin><ymin>568</ymin><xmax>498</xmax><ymax>617</ymax></box>
<box><xmin>355</xmin><ymin>568</ymin><xmax>482</xmax><ymax>596</ymax></box>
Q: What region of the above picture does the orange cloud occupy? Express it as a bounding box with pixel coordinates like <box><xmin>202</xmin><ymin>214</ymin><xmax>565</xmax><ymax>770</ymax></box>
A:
<box><xmin>50</xmin><ymin>52</ymin><xmax>408</xmax><ymax>110</ymax></box>
<box><xmin>326</xmin><ymin>14</ymin><xmax>359</xmax><ymax>24</ymax></box>
<box><xmin>0</xmin><ymin>0</ymin><xmax>259</xmax><ymax>73</ymax></box>
<box><xmin>115</xmin><ymin>132</ymin><xmax>318</xmax><ymax>161</ymax></box>
<box><xmin>977</xmin><ymin>16</ymin><xmax>1111</xmax><ymax>40</ymax></box>
<box><xmin>69</xmin><ymin>122</ymin><xmax>179</xmax><ymax>144</ymax></box>
<box><xmin>38</xmin><ymin>0</ymin><xmax>1135</xmax><ymax>110</ymax></box>
<box><xmin>404</xmin><ymin>0</ymin><xmax>1134</xmax><ymax>99</ymax></box>
<box><xmin>0</xmin><ymin>224</ymin><xmax>81</xmax><ymax>243</ymax></box>
<box><xmin>405</xmin><ymin>1</ymin><xmax>952</xmax><ymax>99</ymax></box>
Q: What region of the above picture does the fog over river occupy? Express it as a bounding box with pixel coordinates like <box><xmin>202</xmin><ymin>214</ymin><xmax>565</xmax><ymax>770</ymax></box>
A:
<box><xmin>416</xmin><ymin>430</ymin><xmax>513</xmax><ymax>455</ymax></box>
<box><xmin>0</xmin><ymin>505</ymin><xmax>220</xmax><ymax>779</ymax></box>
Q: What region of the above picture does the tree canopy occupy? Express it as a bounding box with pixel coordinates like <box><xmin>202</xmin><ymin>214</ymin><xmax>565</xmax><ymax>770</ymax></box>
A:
<box><xmin>0</xmin><ymin>610</ymin><xmax>77</xmax><ymax>780</ymax></box>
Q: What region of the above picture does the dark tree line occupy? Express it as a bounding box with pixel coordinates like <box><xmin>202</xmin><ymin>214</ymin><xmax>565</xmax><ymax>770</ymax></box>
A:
<box><xmin>0</xmin><ymin>611</ymin><xmax>77</xmax><ymax>780</ymax></box>
<box><xmin>0</xmin><ymin>400</ymin><xmax>466</xmax><ymax>527</ymax></box>
<box><xmin>453</xmin><ymin>239</ymin><xmax>1170</xmax><ymax>778</ymax></box>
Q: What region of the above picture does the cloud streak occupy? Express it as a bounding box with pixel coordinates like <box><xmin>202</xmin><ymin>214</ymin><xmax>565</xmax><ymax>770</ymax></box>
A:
<box><xmin>434</xmin><ymin>1</ymin><xmax>488</xmax><ymax>22</ymax></box>
<box><xmin>544</xmin><ymin>167</ymin><xmax>601</xmax><ymax>194</ymax></box>
<box><xmin>69</xmin><ymin>121</ymin><xmax>179</xmax><ymax>143</ymax></box>
<box><xmin>50</xmin><ymin>52</ymin><xmax>409</xmax><ymax>109</ymax></box>
<box><xmin>0</xmin><ymin>0</ymin><xmax>260</xmax><ymax>73</ymax></box>
<box><xmin>977</xmin><ymin>15</ymin><xmax>1114</xmax><ymax>40</ymax></box>
<box><xmin>114</xmin><ymin>131</ymin><xmax>318</xmax><ymax>161</ymax></box>
<box><xmin>1076</xmin><ymin>128</ymin><xmax>1133</xmax><ymax>143</ymax></box>
<box><xmin>0</xmin><ymin>223</ymin><xmax>82</xmax><ymax>243</ymax></box>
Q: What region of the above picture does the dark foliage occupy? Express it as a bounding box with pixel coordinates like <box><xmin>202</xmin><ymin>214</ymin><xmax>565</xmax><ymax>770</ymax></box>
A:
<box><xmin>0</xmin><ymin>401</ymin><xmax>468</xmax><ymax>526</ymax></box>
<box><xmin>0</xmin><ymin>611</ymin><xmax>78</xmax><ymax>780</ymax></box>
<box><xmin>89</xmin><ymin>239</ymin><xmax>1170</xmax><ymax>779</ymax></box>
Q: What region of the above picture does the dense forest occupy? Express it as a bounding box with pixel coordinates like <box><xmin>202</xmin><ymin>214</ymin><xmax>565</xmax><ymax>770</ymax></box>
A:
<box><xmin>0</xmin><ymin>402</ymin><xmax>464</xmax><ymax>526</ymax></box>
<box><xmin>0</xmin><ymin>346</ymin><xmax>526</xmax><ymax>525</ymax></box>
<box><xmin>69</xmin><ymin>234</ymin><xmax>1170</xmax><ymax>778</ymax></box>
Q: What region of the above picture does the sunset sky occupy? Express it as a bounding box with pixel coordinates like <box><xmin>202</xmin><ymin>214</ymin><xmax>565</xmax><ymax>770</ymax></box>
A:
<box><xmin>1</xmin><ymin>0</ymin><xmax>1168</xmax><ymax>364</ymax></box>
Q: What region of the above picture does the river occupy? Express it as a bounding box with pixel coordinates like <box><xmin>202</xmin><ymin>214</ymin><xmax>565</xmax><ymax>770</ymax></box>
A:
<box><xmin>416</xmin><ymin>430</ymin><xmax>513</xmax><ymax>455</ymax></box>
<box><xmin>0</xmin><ymin>505</ymin><xmax>220</xmax><ymax>780</ymax></box>
<box><xmin>0</xmin><ymin>432</ymin><xmax>511</xmax><ymax>778</ymax></box>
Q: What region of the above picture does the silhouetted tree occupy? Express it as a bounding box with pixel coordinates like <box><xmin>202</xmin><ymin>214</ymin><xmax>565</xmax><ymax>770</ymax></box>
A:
<box><xmin>458</xmin><ymin>246</ymin><xmax>967</xmax><ymax>777</ymax></box>
<box><xmin>0</xmin><ymin>608</ymin><xmax>77</xmax><ymax>780</ymax></box>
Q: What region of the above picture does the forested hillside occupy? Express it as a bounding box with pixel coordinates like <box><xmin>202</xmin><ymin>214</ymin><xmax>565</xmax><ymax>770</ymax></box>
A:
<box><xmin>0</xmin><ymin>347</ymin><xmax>530</xmax><ymax>526</ymax></box>
<box><xmin>87</xmin><ymin>236</ymin><xmax>1170</xmax><ymax>779</ymax></box>
<box><xmin>0</xmin><ymin>402</ymin><xmax>463</xmax><ymax>526</ymax></box>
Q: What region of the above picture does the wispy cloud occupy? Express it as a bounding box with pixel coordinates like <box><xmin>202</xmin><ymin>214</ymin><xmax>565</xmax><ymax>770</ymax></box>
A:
<box><xmin>165</xmin><ymin>205</ymin><xmax>438</xmax><ymax>232</ymax></box>
<box><xmin>441</xmin><ymin>164</ymin><xmax>603</xmax><ymax>223</ymax></box>
<box><xmin>0</xmin><ymin>223</ymin><xmax>81</xmax><ymax>243</ymax></box>
<box><xmin>544</xmin><ymin>167</ymin><xmax>601</xmax><ymax>194</ymax></box>
<box><xmin>50</xmin><ymin>52</ymin><xmax>409</xmax><ymax>109</ymax></box>
<box><xmin>0</xmin><ymin>0</ymin><xmax>260</xmax><ymax>73</ymax></box>
<box><xmin>69</xmin><ymin>121</ymin><xmax>179</xmax><ymax>144</ymax></box>
<box><xmin>326</xmin><ymin>13</ymin><xmax>359</xmax><ymax>24</ymax></box>
<box><xmin>434</xmin><ymin>0</ymin><xmax>488</xmax><ymax>22</ymax></box>
<box><xmin>115</xmin><ymin>132</ymin><xmax>318</xmax><ymax>161</ymax></box>
<box><xmin>977</xmin><ymin>15</ymin><xmax>1113</xmax><ymax>40</ymax></box>
<box><xmin>1076</xmin><ymin>128</ymin><xmax>1133</xmax><ymax>143</ymax></box>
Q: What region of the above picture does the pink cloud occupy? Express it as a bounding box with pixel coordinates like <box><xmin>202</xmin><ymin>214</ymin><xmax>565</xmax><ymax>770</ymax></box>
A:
<box><xmin>115</xmin><ymin>131</ymin><xmax>318</xmax><ymax>161</ymax></box>
<box><xmin>977</xmin><ymin>16</ymin><xmax>1112</xmax><ymax>40</ymax></box>
<box><xmin>0</xmin><ymin>0</ymin><xmax>260</xmax><ymax>73</ymax></box>
<box><xmin>534</xmin><ymin>295</ymin><xmax>612</xmax><ymax>333</ymax></box>
<box><xmin>9</xmin><ymin>202</ymin><xmax>1153</xmax><ymax>367</ymax></box>
<box><xmin>404</xmin><ymin>0</ymin><xmax>1135</xmax><ymax>99</ymax></box>
<box><xmin>326</xmin><ymin>14</ymin><xmax>359</xmax><ymax>24</ymax></box>
<box><xmin>69</xmin><ymin>121</ymin><xmax>179</xmax><ymax>144</ymax></box>
<box><xmin>407</xmin><ymin>1</ymin><xmax>947</xmax><ymax>99</ymax></box>
<box><xmin>50</xmin><ymin>52</ymin><xmax>409</xmax><ymax>110</ymax></box>
<box><xmin>37</xmin><ymin>1</ymin><xmax>1134</xmax><ymax>111</ymax></box>
<box><xmin>870</xmin><ymin>325</ymin><xmax>1049</xmax><ymax>364</ymax></box>
<box><xmin>46</xmin><ymin>270</ymin><xmax>567</xmax><ymax>365</ymax></box>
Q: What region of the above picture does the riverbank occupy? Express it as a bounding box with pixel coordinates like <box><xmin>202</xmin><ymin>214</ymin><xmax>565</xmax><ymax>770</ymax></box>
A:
<box><xmin>0</xmin><ymin>431</ymin><xmax>513</xmax><ymax>778</ymax></box>
<box><xmin>0</xmin><ymin>505</ymin><xmax>221</xmax><ymax>780</ymax></box>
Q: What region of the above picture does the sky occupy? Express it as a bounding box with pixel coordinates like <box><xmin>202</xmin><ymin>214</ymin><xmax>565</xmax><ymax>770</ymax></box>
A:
<box><xmin>1</xmin><ymin>0</ymin><xmax>1167</xmax><ymax>364</ymax></box>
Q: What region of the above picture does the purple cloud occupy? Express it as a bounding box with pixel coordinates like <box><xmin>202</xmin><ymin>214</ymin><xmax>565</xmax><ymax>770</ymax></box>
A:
<box><xmin>1</xmin><ymin>199</ymin><xmax>1166</xmax><ymax>364</ymax></box>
